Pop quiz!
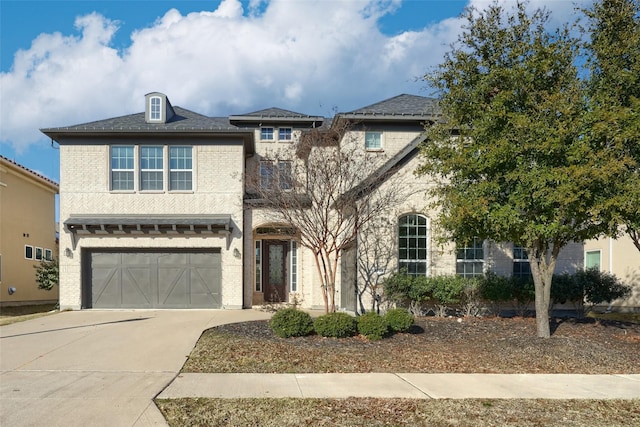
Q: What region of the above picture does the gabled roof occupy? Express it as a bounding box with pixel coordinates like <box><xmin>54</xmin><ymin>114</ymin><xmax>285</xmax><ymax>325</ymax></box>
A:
<box><xmin>229</xmin><ymin>107</ymin><xmax>325</xmax><ymax>127</ymax></box>
<box><xmin>342</xmin><ymin>134</ymin><xmax>426</xmax><ymax>201</ymax></box>
<box><xmin>0</xmin><ymin>155</ymin><xmax>59</xmax><ymax>192</ymax></box>
<box><xmin>338</xmin><ymin>94</ymin><xmax>442</xmax><ymax>122</ymax></box>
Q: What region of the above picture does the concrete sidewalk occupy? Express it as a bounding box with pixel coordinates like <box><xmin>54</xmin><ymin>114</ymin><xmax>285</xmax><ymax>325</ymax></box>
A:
<box><xmin>159</xmin><ymin>373</ymin><xmax>640</xmax><ymax>400</ymax></box>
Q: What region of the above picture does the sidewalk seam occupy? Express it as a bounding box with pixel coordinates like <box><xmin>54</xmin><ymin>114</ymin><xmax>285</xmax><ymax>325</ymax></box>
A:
<box><xmin>394</xmin><ymin>374</ymin><xmax>434</xmax><ymax>399</ymax></box>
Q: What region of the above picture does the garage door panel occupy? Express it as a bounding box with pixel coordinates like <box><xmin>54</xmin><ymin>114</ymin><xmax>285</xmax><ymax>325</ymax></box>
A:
<box><xmin>87</xmin><ymin>250</ymin><xmax>221</xmax><ymax>309</ymax></box>
<box><xmin>122</xmin><ymin>266</ymin><xmax>153</xmax><ymax>307</ymax></box>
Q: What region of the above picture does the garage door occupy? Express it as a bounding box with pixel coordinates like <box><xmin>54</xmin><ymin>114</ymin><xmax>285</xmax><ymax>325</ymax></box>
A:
<box><xmin>85</xmin><ymin>250</ymin><xmax>221</xmax><ymax>309</ymax></box>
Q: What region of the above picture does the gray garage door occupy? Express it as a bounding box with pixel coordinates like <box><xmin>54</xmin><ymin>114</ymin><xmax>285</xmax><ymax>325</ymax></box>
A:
<box><xmin>85</xmin><ymin>250</ymin><xmax>221</xmax><ymax>309</ymax></box>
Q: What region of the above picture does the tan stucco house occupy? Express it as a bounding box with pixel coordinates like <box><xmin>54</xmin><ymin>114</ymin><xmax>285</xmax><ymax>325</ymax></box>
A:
<box><xmin>41</xmin><ymin>93</ymin><xmax>585</xmax><ymax>311</ymax></box>
<box><xmin>584</xmin><ymin>234</ymin><xmax>640</xmax><ymax>311</ymax></box>
<box><xmin>0</xmin><ymin>155</ymin><xmax>59</xmax><ymax>306</ymax></box>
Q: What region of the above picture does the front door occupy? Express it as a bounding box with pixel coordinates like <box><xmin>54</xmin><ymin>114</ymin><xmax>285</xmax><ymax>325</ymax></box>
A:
<box><xmin>263</xmin><ymin>240</ymin><xmax>288</xmax><ymax>302</ymax></box>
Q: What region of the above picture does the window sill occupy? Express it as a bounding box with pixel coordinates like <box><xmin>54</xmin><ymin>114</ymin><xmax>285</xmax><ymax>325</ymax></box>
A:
<box><xmin>366</xmin><ymin>148</ymin><xmax>384</xmax><ymax>153</ymax></box>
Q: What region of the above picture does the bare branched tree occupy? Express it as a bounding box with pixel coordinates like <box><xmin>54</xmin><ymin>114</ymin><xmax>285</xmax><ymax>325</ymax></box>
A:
<box><xmin>356</xmin><ymin>217</ymin><xmax>396</xmax><ymax>314</ymax></box>
<box><xmin>247</xmin><ymin>121</ymin><xmax>408</xmax><ymax>313</ymax></box>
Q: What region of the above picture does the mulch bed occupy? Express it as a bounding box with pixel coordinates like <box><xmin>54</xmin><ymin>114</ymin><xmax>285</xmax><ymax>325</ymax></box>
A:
<box><xmin>182</xmin><ymin>316</ymin><xmax>640</xmax><ymax>374</ymax></box>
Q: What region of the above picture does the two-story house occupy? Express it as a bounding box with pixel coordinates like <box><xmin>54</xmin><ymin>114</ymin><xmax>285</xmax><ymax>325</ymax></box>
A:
<box><xmin>0</xmin><ymin>155</ymin><xmax>59</xmax><ymax>307</ymax></box>
<box><xmin>42</xmin><ymin>92</ymin><xmax>585</xmax><ymax>311</ymax></box>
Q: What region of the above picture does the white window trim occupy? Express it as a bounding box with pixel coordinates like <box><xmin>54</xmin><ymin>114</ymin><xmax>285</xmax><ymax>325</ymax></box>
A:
<box><xmin>110</xmin><ymin>145</ymin><xmax>194</xmax><ymax>193</ymax></box>
<box><xmin>24</xmin><ymin>245</ymin><xmax>33</xmax><ymax>260</ymax></box>
<box><xmin>260</xmin><ymin>127</ymin><xmax>275</xmax><ymax>142</ymax></box>
<box><xmin>139</xmin><ymin>145</ymin><xmax>164</xmax><ymax>192</ymax></box>
<box><xmin>585</xmin><ymin>249</ymin><xmax>602</xmax><ymax>270</ymax></box>
<box><xmin>398</xmin><ymin>214</ymin><xmax>430</xmax><ymax>276</ymax></box>
<box><xmin>110</xmin><ymin>145</ymin><xmax>135</xmax><ymax>192</ymax></box>
<box><xmin>44</xmin><ymin>249</ymin><xmax>53</xmax><ymax>261</ymax></box>
<box><xmin>365</xmin><ymin>131</ymin><xmax>383</xmax><ymax>151</ymax></box>
<box><xmin>456</xmin><ymin>238</ymin><xmax>485</xmax><ymax>277</ymax></box>
<box><xmin>278</xmin><ymin>127</ymin><xmax>293</xmax><ymax>142</ymax></box>
<box><xmin>35</xmin><ymin>247</ymin><xmax>43</xmax><ymax>261</ymax></box>
<box><xmin>289</xmin><ymin>240</ymin><xmax>298</xmax><ymax>292</ymax></box>
<box><xmin>149</xmin><ymin>96</ymin><xmax>162</xmax><ymax>122</ymax></box>
<box><xmin>255</xmin><ymin>240</ymin><xmax>262</xmax><ymax>292</ymax></box>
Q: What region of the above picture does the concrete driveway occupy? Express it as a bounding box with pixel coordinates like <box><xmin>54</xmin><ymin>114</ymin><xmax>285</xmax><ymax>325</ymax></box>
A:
<box><xmin>0</xmin><ymin>309</ymin><xmax>271</xmax><ymax>427</ymax></box>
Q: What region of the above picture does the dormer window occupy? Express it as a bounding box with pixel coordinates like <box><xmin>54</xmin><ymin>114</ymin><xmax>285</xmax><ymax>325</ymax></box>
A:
<box><xmin>144</xmin><ymin>92</ymin><xmax>175</xmax><ymax>124</ymax></box>
<box><xmin>149</xmin><ymin>96</ymin><xmax>162</xmax><ymax>121</ymax></box>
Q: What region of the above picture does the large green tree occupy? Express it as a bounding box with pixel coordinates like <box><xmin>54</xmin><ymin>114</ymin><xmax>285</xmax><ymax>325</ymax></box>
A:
<box><xmin>584</xmin><ymin>0</ymin><xmax>640</xmax><ymax>251</ymax></box>
<box><xmin>418</xmin><ymin>2</ymin><xmax>609</xmax><ymax>338</ymax></box>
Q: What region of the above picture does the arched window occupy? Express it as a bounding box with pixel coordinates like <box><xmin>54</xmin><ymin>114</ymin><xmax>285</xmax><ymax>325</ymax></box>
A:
<box><xmin>398</xmin><ymin>214</ymin><xmax>429</xmax><ymax>276</ymax></box>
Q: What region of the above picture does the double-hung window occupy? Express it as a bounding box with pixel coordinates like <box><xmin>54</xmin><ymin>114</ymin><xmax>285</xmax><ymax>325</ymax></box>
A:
<box><xmin>513</xmin><ymin>246</ymin><xmax>531</xmax><ymax>278</ymax></box>
<box><xmin>110</xmin><ymin>145</ymin><xmax>192</xmax><ymax>192</ymax></box>
<box><xmin>278</xmin><ymin>128</ymin><xmax>292</xmax><ymax>141</ymax></box>
<box><xmin>260</xmin><ymin>127</ymin><xmax>274</xmax><ymax>141</ymax></box>
<box><xmin>398</xmin><ymin>214</ymin><xmax>429</xmax><ymax>276</ymax></box>
<box><xmin>456</xmin><ymin>238</ymin><xmax>484</xmax><ymax>277</ymax></box>
<box><xmin>169</xmin><ymin>146</ymin><xmax>193</xmax><ymax>191</ymax></box>
<box><xmin>140</xmin><ymin>146</ymin><xmax>164</xmax><ymax>191</ymax></box>
<box><xmin>365</xmin><ymin>131</ymin><xmax>382</xmax><ymax>150</ymax></box>
<box><xmin>149</xmin><ymin>96</ymin><xmax>162</xmax><ymax>121</ymax></box>
<box><xmin>260</xmin><ymin>160</ymin><xmax>292</xmax><ymax>190</ymax></box>
<box><xmin>278</xmin><ymin>161</ymin><xmax>292</xmax><ymax>190</ymax></box>
<box><xmin>111</xmin><ymin>146</ymin><xmax>135</xmax><ymax>191</ymax></box>
<box><xmin>260</xmin><ymin>161</ymin><xmax>274</xmax><ymax>189</ymax></box>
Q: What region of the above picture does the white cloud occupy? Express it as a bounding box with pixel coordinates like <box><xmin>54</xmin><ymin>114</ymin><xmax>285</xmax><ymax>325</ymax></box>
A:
<box><xmin>0</xmin><ymin>0</ymin><xmax>590</xmax><ymax>152</ymax></box>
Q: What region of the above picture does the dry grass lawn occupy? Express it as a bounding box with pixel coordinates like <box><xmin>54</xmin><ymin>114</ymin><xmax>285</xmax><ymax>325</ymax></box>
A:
<box><xmin>157</xmin><ymin>315</ymin><xmax>640</xmax><ymax>426</ymax></box>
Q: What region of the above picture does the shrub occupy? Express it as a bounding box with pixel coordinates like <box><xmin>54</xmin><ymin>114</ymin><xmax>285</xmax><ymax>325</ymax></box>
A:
<box><xmin>381</xmin><ymin>271</ymin><xmax>414</xmax><ymax>305</ymax></box>
<box><xmin>269</xmin><ymin>308</ymin><xmax>314</xmax><ymax>338</ymax></box>
<box><xmin>430</xmin><ymin>275</ymin><xmax>466</xmax><ymax>316</ymax></box>
<box><xmin>356</xmin><ymin>312</ymin><xmax>389</xmax><ymax>340</ymax></box>
<box><xmin>314</xmin><ymin>312</ymin><xmax>357</xmax><ymax>338</ymax></box>
<box><xmin>384</xmin><ymin>308</ymin><xmax>414</xmax><ymax>333</ymax></box>
<box><xmin>578</xmin><ymin>268</ymin><xmax>632</xmax><ymax>311</ymax></box>
<box><xmin>34</xmin><ymin>259</ymin><xmax>58</xmax><ymax>291</ymax></box>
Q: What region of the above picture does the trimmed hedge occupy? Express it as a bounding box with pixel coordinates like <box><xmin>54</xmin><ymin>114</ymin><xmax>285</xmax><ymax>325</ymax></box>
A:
<box><xmin>269</xmin><ymin>308</ymin><xmax>314</xmax><ymax>338</ymax></box>
<box><xmin>384</xmin><ymin>308</ymin><xmax>414</xmax><ymax>333</ymax></box>
<box><xmin>314</xmin><ymin>312</ymin><xmax>357</xmax><ymax>338</ymax></box>
<box><xmin>357</xmin><ymin>312</ymin><xmax>389</xmax><ymax>341</ymax></box>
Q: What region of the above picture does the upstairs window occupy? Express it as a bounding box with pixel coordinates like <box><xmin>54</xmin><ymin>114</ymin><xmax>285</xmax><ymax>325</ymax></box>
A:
<box><xmin>456</xmin><ymin>238</ymin><xmax>484</xmax><ymax>277</ymax></box>
<box><xmin>260</xmin><ymin>127</ymin><xmax>274</xmax><ymax>141</ymax></box>
<box><xmin>398</xmin><ymin>214</ymin><xmax>429</xmax><ymax>276</ymax></box>
<box><xmin>25</xmin><ymin>245</ymin><xmax>33</xmax><ymax>260</ymax></box>
<box><xmin>140</xmin><ymin>146</ymin><xmax>164</xmax><ymax>191</ymax></box>
<box><xmin>169</xmin><ymin>146</ymin><xmax>193</xmax><ymax>191</ymax></box>
<box><xmin>111</xmin><ymin>146</ymin><xmax>135</xmax><ymax>191</ymax></box>
<box><xmin>365</xmin><ymin>131</ymin><xmax>382</xmax><ymax>150</ymax></box>
<box><xmin>149</xmin><ymin>96</ymin><xmax>162</xmax><ymax>121</ymax></box>
<box><xmin>278</xmin><ymin>161</ymin><xmax>292</xmax><ymax>190</ymax></box>
<box><xmin>261</xmin><ymin>160</ymin><xmax>292</xmax><ymax>190</ymax></box>
<box><xmin>278</xmin><ymin>128</ymin><xmax>292</xmax><ymax>141</ymax></box>
<box><xmin>44</xmin><ymin>249</ymin><xmax>53</xmax><ymax>261</ymax></box>
<box><xmin>513</xmin><ymin>246</ymin><xmax>531</xmax><ymax>278</ymax></box>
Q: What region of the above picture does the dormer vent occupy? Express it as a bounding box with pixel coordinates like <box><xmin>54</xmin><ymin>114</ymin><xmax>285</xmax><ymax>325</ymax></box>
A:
<box><xmin>144</xmin><ymin>92</ymin><xmax>176</xmax><ymax>124</ymax></box>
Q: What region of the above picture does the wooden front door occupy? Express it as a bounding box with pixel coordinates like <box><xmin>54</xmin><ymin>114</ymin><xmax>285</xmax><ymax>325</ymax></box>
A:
<box><xmin>263</xmin><ymin>240</ymin><xmax>288</xmax><ymax>302</ymax></box>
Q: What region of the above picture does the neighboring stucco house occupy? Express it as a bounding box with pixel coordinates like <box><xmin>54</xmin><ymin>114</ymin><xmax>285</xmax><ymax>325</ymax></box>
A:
<box><xmin>41</xmin><ymin>92</ymin><xmax>584</xmax><ymax>311</ymax></box>
<box><xmin>584</xmin><ymin>235</ymin><xmax>640</xmax><ymax>311</ymax></box>
<box><xmin>0</xmin><ymin>155</ymin><xmax>59</xmax><ymax>307</ymax></box>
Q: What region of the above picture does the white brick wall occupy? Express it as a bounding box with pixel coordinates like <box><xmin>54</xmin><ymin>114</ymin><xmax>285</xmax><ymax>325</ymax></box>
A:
<box><xmin>59</xmin><ymin>142</ymin><xmax>245</xmax><ymax>309</ymax></box>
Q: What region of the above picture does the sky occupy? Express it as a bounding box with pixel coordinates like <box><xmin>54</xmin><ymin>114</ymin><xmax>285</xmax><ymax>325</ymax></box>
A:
<box><xmin>0</xmin><ymin>0</ymin><xmax>590</xmax><ymax>185</ymax></box>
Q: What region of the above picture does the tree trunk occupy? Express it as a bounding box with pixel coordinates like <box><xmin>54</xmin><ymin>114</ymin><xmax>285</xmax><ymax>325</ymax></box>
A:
<box><xmin>528</xmin><ymin>243</ymin><xmax>560</xmax><ymax>338</ymax></box>
<box><xmin>313</xmin><ymin>250</ymin><xmax>330</xmax><ymax>313</ymax></box>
